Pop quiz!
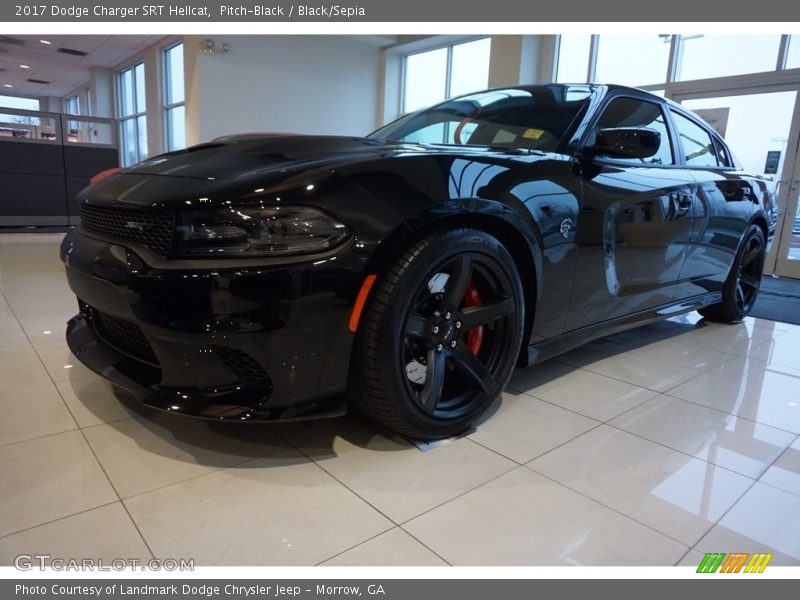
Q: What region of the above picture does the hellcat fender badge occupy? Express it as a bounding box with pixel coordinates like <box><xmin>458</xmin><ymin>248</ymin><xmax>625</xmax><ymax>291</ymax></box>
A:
<box><xmin>560</xmin><ymin>218</ymin><xmax>574</xmax><ymax>238</ymax></box>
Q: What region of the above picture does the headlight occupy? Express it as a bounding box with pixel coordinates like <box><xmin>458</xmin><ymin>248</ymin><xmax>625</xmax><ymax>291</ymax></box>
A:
<box><xmin>176</xmin><ymin>206</ymin><xmax>351</xmax><ymax>258</ymax></box>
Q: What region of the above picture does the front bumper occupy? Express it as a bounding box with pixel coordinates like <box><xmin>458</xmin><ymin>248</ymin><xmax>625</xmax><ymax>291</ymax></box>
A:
<box><xmin>60</xmin><ymin>228</ymin><xmax>362</xmax><ymax>421</ymax></box>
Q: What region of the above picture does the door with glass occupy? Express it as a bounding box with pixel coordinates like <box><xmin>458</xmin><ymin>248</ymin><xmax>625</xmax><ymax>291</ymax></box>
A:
<box><xmin>771</xmin><ymin>159</ymin><xmax>800</xmax><ymax>279</ymax></box>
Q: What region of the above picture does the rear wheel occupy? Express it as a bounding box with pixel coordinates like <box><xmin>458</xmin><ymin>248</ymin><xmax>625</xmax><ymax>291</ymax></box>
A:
<box><xmin>699</xmin><ymin>224</ymin><xmax>765</xmax><ymax>323</ymax></box>
<box><xmin>349</xmin><ymin>227</ymin><xmax>524</xmax><ymax>440</ymax></box>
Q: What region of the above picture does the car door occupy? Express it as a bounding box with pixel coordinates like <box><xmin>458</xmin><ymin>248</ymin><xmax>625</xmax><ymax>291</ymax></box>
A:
<box><xmin>668</xmin><ymin>108</ymin><xmax>758</xmax><ymax>299</ymax></box>
<box><xmin>565</xmin><ymin>94</ymin><xmax>697</xmax><ymax>332</ymax></box>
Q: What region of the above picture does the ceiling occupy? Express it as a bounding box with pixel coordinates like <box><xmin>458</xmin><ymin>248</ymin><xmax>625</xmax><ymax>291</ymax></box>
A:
<box><xmin>0</xmin><ymin>35</ymin><xmax>165</xmax><ymax>98</ymax></box>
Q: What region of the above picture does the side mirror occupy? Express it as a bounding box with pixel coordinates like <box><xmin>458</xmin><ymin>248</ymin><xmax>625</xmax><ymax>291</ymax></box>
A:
<box><xmin>587</xmin><ymin>127</ymin><xmax>661</xmax><ymax>160</ymax></box>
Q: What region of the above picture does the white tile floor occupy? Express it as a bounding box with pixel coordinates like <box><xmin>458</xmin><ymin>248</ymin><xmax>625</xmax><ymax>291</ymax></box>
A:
<box><xmin>1</xmin><ymin>233</ymin><xmax>799</xmax><ymax>566</ymax></box>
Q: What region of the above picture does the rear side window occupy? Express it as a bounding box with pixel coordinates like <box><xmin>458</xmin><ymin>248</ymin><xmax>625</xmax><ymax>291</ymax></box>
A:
<box><xmin>594</xmin><ymin>97</ymin><xmax>674</xmax><ymax>166</ymax></box>
<box><xmin>713</xmin><ymin>138</ymin><xmax>733</xmax><ymax>167</ymax></box>
<box><xmin>670</xmin><ymin>110</ymin><xmax>721</xmax><ymax>167</ymax></box>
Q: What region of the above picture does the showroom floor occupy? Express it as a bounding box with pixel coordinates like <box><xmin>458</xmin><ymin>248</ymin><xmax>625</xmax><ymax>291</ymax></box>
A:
<box><xmin>1</xmin><ymin>233</ymin><xmax>799</xmax><ymax>567</ymax></box>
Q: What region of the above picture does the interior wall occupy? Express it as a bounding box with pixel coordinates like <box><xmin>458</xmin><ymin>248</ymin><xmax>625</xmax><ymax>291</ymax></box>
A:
<box><xmin>184</xmin><ymin>35</ymin><xmax>383</xmax><ymax>144</ymax></box>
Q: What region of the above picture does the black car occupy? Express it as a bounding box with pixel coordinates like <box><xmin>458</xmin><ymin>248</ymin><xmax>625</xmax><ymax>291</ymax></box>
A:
<box><xmin>61</xmin><ymin>84</ymin><xmax>776</xmax><ymax>440</ymax></box>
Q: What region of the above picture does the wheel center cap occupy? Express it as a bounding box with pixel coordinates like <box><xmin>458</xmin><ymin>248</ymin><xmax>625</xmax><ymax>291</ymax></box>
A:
<box><xmin>431</xmin><ymin>313</ymin><xmax>458</xmax><ymax>344</ymax></box>
<box><xmin>442</xmin><ymin>323</ymin><xmax>455</xmax><ymax>342</ymax></box>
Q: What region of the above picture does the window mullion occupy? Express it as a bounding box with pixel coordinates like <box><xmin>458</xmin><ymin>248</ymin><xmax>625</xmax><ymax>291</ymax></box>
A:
<box><xmin>777</xmin><ymin>35</ymin><xmax>790</xmax><ymax>71</ymax></box>
<box><xmin>587</xmin><ymin>35</ymin><xmax>599</xmax><ymax>83</ymax></box>
<box><xmin>444</xmin><ymin>45</ymin><xmax>453</xmax><ymax>99</ymax></box>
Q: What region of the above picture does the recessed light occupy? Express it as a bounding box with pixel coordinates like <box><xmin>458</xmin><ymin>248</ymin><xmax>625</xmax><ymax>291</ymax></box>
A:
<box><xmin>20</xmin><ymin>64</ymin><xmax>30</xmax><ymax>69</ymax></box>
<box><xmin>3</xmin><ymin>84</ymin><xmax>12</xmax><ymax>88</ymax></box>
<box><xmin>40</xmin><ymin>40</ymin><xmax>51</xmax><ymax>45</ymax></box>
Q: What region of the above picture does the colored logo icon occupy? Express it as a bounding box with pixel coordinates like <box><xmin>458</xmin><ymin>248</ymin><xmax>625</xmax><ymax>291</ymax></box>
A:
<box><xmin>697</xmin><ymin>552</ymin><xmax>773</xmax><ymax>573</ymax></box>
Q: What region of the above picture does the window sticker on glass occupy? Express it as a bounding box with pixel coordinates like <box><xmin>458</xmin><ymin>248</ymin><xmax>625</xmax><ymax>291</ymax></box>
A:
<box><xmin>522</xmin><ymin>128</ymin><xmax>546</xmax><ymax>140</ymax></box>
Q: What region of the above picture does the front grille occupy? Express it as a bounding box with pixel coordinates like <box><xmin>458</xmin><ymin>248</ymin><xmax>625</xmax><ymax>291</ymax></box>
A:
<box><xmin>212</xmin><ymin>345</ymin><xmax>273</xmax><ymax>389</ymax></box>
<box><xmin>81</xmin><ymin>302</ymin><xmax>159</xmax><ymax>365</ymax></box>
<box><xmin>80</xmin><ymin>204</ymin><xmax>175</xmax><ymax>257</ymax></box>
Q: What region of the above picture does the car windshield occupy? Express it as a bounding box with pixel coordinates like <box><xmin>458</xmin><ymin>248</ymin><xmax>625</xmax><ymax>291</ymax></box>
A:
<box><xmin>368</xmin><ymin>86</ymin><xmax>593</xmax><ymax>152</ymax></box>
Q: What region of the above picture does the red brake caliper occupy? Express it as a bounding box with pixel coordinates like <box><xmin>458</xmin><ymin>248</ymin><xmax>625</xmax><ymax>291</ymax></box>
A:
<box><xmin>463</xmin><ymin>281</ymin><xmax>484</xmax><ymax>355</ymax></box>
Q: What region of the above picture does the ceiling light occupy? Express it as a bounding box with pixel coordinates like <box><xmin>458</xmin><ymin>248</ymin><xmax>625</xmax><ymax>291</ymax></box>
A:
<box><xmin>3</xmin><ymin>84</ymin><xmax>12</xmax><ymax>88</ymax></box>
<box><xmin>20</xmin><ymin>64</ymin><xmax>30</xmax><ymax>69</ymax></box>
<box><xmin>40</xmin><ymin>40</ymin><xmax>51</xmax><ymax>45</ymax></box>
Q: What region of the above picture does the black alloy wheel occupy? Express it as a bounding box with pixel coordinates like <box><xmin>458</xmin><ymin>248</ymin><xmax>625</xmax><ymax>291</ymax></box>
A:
<box><xmin>733</xmin><ymin>233</ymin><xmax>765</xmax><ymax>315</ymax></box>
<box><xmin>349</xmin><ymin>227</ymin><xmax>524</xmax><ymax>440</ymax></box>
<box><xmin>700</xmin><ymin>224</ymin><xmax>766</xmax><ymax>323</ymax></box>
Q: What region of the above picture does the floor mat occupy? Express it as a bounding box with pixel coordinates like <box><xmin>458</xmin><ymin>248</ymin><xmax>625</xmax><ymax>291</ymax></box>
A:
<box><xmin>750</xmin><ymin>276</ymin><xmax>800</xmax><ymax>325</ymax></box>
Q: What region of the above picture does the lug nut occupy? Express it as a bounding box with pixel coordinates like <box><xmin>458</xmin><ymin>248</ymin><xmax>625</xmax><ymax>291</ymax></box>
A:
<box><xmin>432</xmin><ymin>326</ymin><xmax>439</xmax><ymax>334</ymax></box>
<box><xmin>445</xmin><ymin>311</ymin><xmax>451</xmax><ymax>319</ymax></box>
<box><xmin>450</xmin><ymin>340</ymin><xmax>457</xmax><ymax>348</ymax></box>
<box><xmin>455</xmin><ymin>321</ymin><xmax>462</xmax><ymax>329</ymax></box>
<box><xmin>436</xmin><ymin>343</ymin><xmax>443</xmax><ymax>352</ymax></box>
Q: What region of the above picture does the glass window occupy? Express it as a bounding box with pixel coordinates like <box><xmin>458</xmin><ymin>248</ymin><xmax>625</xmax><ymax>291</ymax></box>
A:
<box><xmin>682</xmin><ymin>91</ymin><xmax>797</xmax><ymax>176</ymax></box>
<box><xmin>787</xmin><ymin>35</ymin><xmax>800</xmax><ymax>69</ymax></box>
<box><xmin>676</xmin><ymin>35</ymin><xmax>782</xmax><ymax>81</ymax></box>
<box><xmin>166</xmin><ymin>105</ymin><xmax>185</xmax><ymax>151</ymax></box>
<box><xmin>670</xmin><ymin>110</ymin><xmax>719</xmax><ymax>167</ymax></box>
<box><xmin>64</xmin><ymin>95</ymin><xmax>80</xmax><ymax>116</ymax></box>
<box><xmin>450</xmin><ymin>38</ymin><xmax>491</xmax><ymax>98</ymax></box>
<box><xmin>134</xmin><ymin>64</ymin><xmax>146</xmax><ymax>114</ymax></box>
<box><xmin>594</xmin><ymin>35</ymin><xmax>671</xmax><ymax>87</ymax></box>
<box><xmin>556</xmin><ymin>35</ymin><xmax>591</xmax><ymax>83</ymax></box>
<box><xmin>372</xmin><ymin>86</ymin><xmax>592</xmax><ymax>152</ymax></box>
<box><xmin>118</xmin><ymin>62</ymin><xmax>147</xmax><ymax>166</ymax></box>
<box><xmin>713</xmin><ymin>139</ymin><xmax>732</xmax><ymax>168</ymax></box>
<box><xmin>403</xmin><ymin>39</ymin><xmax>491</xmax><ymax>113</ymax></box>
<box><xmin>119</xmin><ymin>68</ymin><xmax>134</xmax><ymax>117</ymax></box>
<box><xmin>404</xmin><ymin>48</ymin><xmax>448</xmax><ymax>112</ymax></box>
<box><xmin>0</xmin><ymin>95</ymin><xmax>40</xmax><ymax>111</ymax></box>
<box><xmin>594</xmin><ymin>97</ymin><xmax>673</xmax><ymax>166</ymax></box>
<box><xmin>165</xmin><ymin>43</ymin><xmax>185</xmax><ymax>105</ymax></box>
<box><xmin>164</xmin><ymin>43</ymin><xmax>186</xmax><ymax>151</ymax></box>
<box><xmin>64</xmin><ymin>95</ymin><xmax>81</xmax><ymax>140</ymax></box>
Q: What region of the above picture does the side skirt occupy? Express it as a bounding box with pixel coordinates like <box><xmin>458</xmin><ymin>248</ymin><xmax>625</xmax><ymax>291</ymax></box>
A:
<box><xmin>525</xmin><ymin>292</ymin><xmax>722</xmax><ymax>366</ymax></box>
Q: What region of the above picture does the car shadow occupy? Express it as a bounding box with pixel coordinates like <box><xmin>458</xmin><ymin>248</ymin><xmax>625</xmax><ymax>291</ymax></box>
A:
<box><xmin>63</xmin><ymin>312</ymin><xmax>738</xmax><ymax>471</ymax></box>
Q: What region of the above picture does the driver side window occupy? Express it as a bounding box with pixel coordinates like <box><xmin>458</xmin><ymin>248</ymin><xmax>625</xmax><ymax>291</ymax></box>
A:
<box><xmin>594</xmin><ymin>97</ymin><xmax>674</xmax><ymax>166</ymax></box>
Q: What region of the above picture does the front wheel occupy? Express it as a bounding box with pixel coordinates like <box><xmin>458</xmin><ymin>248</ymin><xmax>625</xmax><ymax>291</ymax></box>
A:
<box><xmin>699</xmin><ymin>224</ymin><xmax>766</xmax><ymax>323</ymax></box>
<box><xmin>349</xmin><ymin>227</ymin><xmax>525</xmax><ymax>440</ymax></box>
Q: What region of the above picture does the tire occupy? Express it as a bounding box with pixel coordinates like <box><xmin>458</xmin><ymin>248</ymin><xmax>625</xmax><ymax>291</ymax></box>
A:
<box><xmin>699</xmin><ymin>224</ymin><xmax>766</xmax><ymax>323</ymax></box>
<box><xmin>349</xmin><ymin>227</ymin><xmax>525</xmax><ymax>440</ymax></box>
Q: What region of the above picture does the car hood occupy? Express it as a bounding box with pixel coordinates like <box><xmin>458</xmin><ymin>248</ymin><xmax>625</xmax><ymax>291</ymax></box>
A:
<box><xmin>125</xmin><ymin>135</ymin><xmax>429</xmax><ymax>180</ymax></box>
<box><xmin>82</xmin><ymin>134</ymin><xmax>561</xmax><ymax>209</ymax></box>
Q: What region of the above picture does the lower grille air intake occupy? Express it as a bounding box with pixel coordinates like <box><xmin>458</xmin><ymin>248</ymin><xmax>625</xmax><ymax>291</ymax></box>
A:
<box><xmin>80</xmin><ymin>301</ymin><xmax>159</xmax><ymax>365</ymax></box>
<box><xmin>211</xmin><ymin>345</ymin><xmax>273</xmax><ymax>389</ymax></box>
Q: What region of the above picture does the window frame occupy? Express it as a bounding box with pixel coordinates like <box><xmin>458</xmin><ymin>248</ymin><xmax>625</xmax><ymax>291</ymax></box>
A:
<box><xmin>116</xmin><ymin>60</ymin><xmax>147</xmax><ymax>166</ymax></box>
<box><xmin>162</xmin><ymin>41</ymin><xmax>186</xmax><ymax>152</ymax></box>
<box><xmin>401</xmin><ymin>37</ymin><xmax>491</xmax><ymax>114</ymax></box>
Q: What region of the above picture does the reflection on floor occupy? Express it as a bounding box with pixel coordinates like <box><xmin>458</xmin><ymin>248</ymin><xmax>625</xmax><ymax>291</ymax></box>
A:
<box><xmin>1</xmin><ymin>233</ymin><xmax>799</xmax><ymax>566</ymax></box>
